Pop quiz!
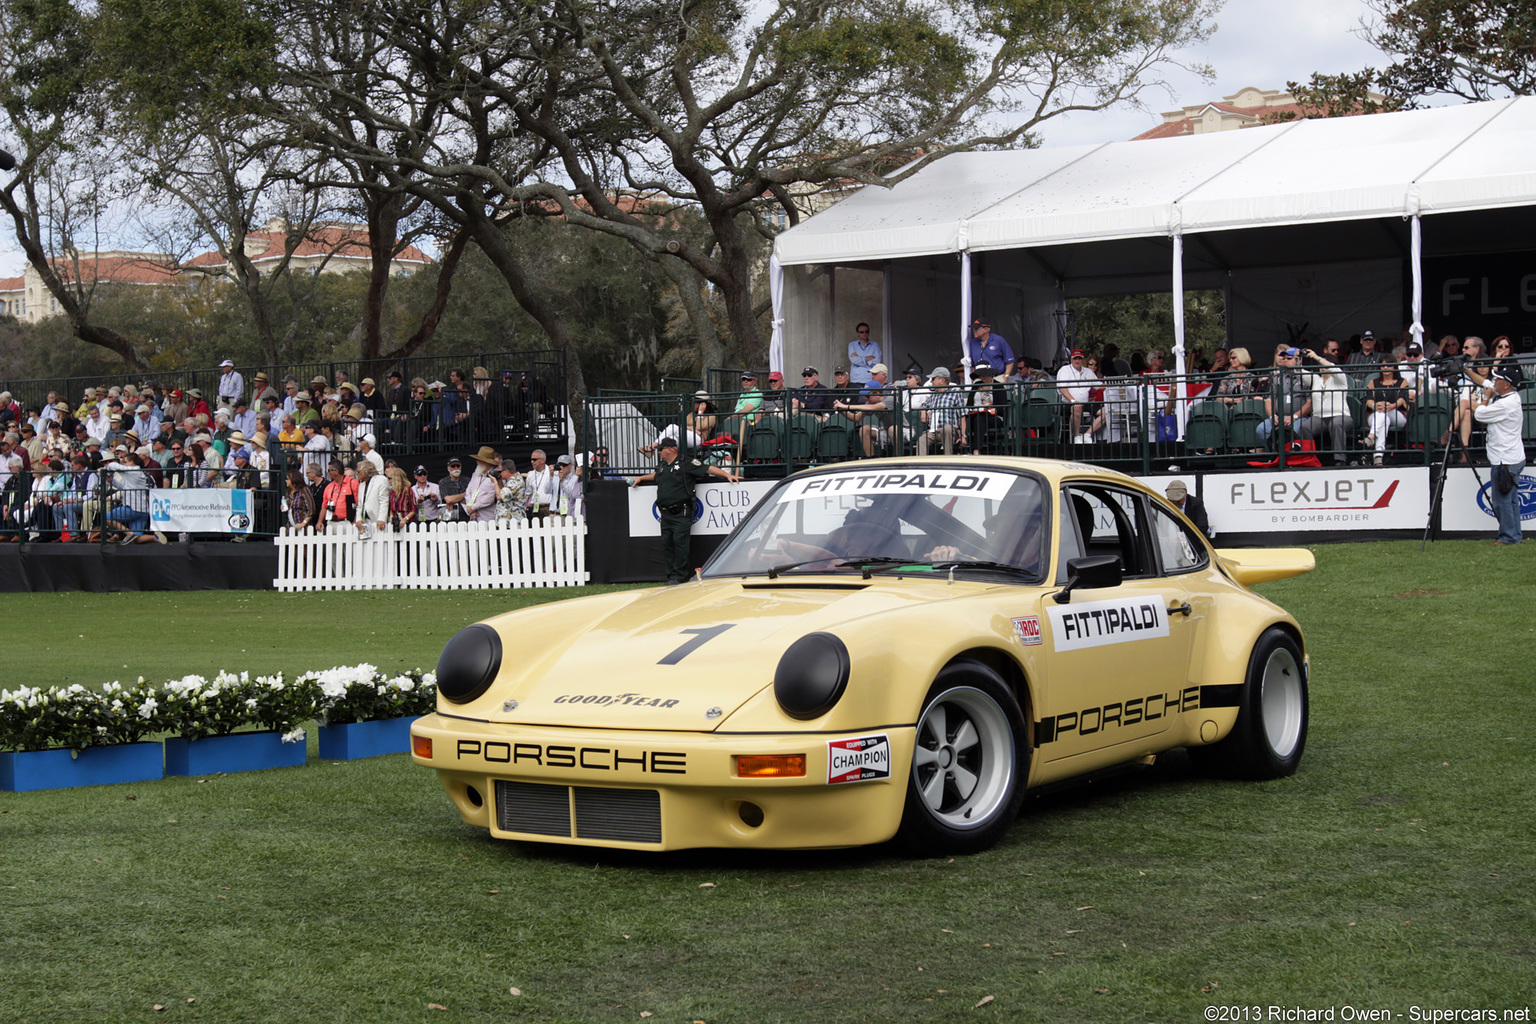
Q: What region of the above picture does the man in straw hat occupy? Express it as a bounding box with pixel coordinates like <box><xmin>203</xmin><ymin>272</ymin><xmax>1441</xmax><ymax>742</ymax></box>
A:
<box><xmin>464</xmin><ymin>446</ymin><xmax>501</xmax><ymax>522</ymax></box>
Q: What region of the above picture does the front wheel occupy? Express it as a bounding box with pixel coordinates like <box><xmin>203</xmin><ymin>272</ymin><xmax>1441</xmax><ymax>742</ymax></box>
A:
<box><xmin>1190</xmin><ymin>627</ymin><xmax>1308</xmax><ymax>779</ymax></box>
<box><xmin>895</xmin><ymin>662</ymin><xmax>1027</xmax><ymax>855</ymax></box>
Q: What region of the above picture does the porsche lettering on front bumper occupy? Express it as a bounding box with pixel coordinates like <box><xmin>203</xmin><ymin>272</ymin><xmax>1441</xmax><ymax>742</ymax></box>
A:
<box><xmin>412</xmin><ymin>714</ymin><xmax>915</xmax><ymax>850</ymax></box>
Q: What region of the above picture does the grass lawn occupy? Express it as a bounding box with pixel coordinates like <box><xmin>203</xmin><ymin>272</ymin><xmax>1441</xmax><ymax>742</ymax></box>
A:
<box><xmin>2</xmin><ymin>541</ymin><xmax>1533</xmax><ymax>1022</ymax></box>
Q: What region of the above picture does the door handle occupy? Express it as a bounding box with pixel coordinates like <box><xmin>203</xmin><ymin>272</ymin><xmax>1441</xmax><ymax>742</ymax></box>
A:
<box><xmin>1167</xmin><ymin>602</ymin><xmax>1192</xmax><ymax>617</ymax></box>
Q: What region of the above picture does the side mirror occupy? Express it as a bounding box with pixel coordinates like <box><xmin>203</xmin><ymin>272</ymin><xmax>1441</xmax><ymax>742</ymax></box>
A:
<box><xmin>1051</xmin><ymin>555</ymin><xmax>1122</xmax><ymax>604</ymax></box>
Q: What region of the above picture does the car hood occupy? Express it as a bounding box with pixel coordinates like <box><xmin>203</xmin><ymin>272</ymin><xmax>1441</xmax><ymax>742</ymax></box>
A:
<box><xmin>481</xmin><ymin>578</ymin><xmax>981</xmax><ymax>731</ymax></box>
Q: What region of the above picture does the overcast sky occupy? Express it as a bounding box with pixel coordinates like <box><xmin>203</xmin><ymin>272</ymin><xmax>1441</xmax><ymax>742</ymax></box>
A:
<box><xmin>1041</xmin><ymin>0</ymin><xmax>1385</xmax><ymax>147</ymax></box>
<box><xmin>1</xmin><ymin>0</ymin><xmax>1389</xmax><ymax>277</ymax></box>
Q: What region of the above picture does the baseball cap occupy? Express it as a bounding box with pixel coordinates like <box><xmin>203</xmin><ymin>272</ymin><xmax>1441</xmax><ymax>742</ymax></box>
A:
<box><xmin>870</xmin><ymin>363</ymin><xmax>889</xmax><ymax>375</ymax></box>
<box><xmin>1407</xmin><ymin>342</ymin><xmax>1422</xmax><ymax>354</ymax></box>
<box><xmin>446</xmin><ymin>457</ymin><xmax>461</xmax><ymax>466</ymax></box>
<box><xmin>970</xmin><ymin>319</ymin><xmax>990</xmax><ymax>329</ymax></box>
<box><xmin>220</xmin><ymin>359</ymin><xmax>234</xmax><ymax>367</ymax></box>
<box><xmin>801</xmin><ymin>366</ymin><xmax>819</xmax><ymax>376</ymax></box>
<box><xmin>414</xmin><ymin>464</ymin><xmax>428</xmax><ymax>474</ymax></box>
<box><xmin>833</xmin><ymin>366</ymin><xmax>849</xmax><ymax>375</ymax></box>
<box><xmin>1282</xmin><ymin>347</ymin><xmax>1300</xmax><ymax>357</ymax></box>
<box><xmin>1361</xmin><ymin>330</ymin><xmax>1375</xmax><ymax>340</ymax></box>
<box><xmin>740</xmin><ymin>371</ymin><xmax>757</xmax><ymax>381</ymax></box>
<box><xmin>767</xmin><ymin>371</ymin><xmax>783</xmax><ymax>382</ymax></box>
<box><xmin>556</xmin><ymin>454</ymin><xmax>573</xmax><ymax>465</ymax></box>
<box><xmin>1070</xmin><ymin>349</ymin><xmax>1085</xmax><ymax>358</ymax></box>
<box><xmin>929</xmin><ymin>367</ymin><xmax>951</xmax><ymax>380</ymax></box>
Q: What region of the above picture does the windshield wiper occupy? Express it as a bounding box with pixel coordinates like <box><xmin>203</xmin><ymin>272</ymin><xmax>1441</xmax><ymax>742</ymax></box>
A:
<box><xmin>836</xmin><ymin>556</ymin><xmax>924</xmax><ymax>579</ymax></box>
<box><xmin>767</xmin><ymin>558</ymin><xmax>842</xmax><ymax>579</ymax></box>
<box><xmin>930</xmin><ymin>560</ymin><xmax>1038</xmax><ymax>576</ymax></box>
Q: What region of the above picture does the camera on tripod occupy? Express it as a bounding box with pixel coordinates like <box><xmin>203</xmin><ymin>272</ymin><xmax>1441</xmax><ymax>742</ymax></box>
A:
<box><xmin>1429</xmin><ymin>354</ymin><xmax>1466</xmax><ymax>380</ymax></box>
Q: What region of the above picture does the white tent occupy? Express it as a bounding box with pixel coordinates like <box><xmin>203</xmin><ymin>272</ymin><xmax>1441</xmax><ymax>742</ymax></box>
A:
<box><xmin>771</xmin><ymin>96</ymin><xmax>1536</xmax><ymax>383</ymax></box>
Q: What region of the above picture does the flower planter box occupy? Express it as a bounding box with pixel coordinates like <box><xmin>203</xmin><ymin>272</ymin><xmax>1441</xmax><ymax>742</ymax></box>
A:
<box><xmin>164</xmin><ymin>730</ymin><xmax>307</xmax><ymax>777</ymax></box>
<box><xmin>317</xmin><ymin>716</ymin><xmax>416</xmax><ymax>760</ymax></box>
<box><xmin>0</xmin><ymin>742</ymin><xmax>164</xmax><ymax>792</ymax></box>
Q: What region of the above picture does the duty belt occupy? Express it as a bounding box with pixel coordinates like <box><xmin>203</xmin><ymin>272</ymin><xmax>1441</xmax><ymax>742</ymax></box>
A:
<box><xmin>659</xmin><ymin>501</ymin><xmax>690</xmax><ymax>514</ymax></box>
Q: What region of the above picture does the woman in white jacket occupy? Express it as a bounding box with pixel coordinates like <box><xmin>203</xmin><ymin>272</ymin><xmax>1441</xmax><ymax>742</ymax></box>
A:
<box><xmin>354</xmin><ymin>459</ymin><xmax>390</xmax><ymax>537</ymax></box>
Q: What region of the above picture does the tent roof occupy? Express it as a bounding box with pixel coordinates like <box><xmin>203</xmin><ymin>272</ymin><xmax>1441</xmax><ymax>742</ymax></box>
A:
<box><xmin>773</xmin><ymin>97</ymin><xmax>1536</xmax><ymax>267</ymax></box>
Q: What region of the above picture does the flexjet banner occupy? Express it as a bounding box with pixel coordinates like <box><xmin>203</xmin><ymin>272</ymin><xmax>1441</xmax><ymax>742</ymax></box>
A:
<box><xmin>1206</xmin><ymin>467</ymin><xmax>1427</xmax><ymax>533</ymax></box>
<box><xmin>1046</xmin><ymin>595</ymin><xmax>1170</xmax><ymax>652</ymax></box>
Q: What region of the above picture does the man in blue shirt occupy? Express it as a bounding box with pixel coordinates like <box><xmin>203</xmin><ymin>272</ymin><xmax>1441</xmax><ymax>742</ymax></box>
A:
<box><xmin>967</xmin><ymin>320</ymin><xmax>1016</xmax><ymax>379</ymax></box>
<box><xmin>847</xmin><ymin>323</ymin><xmax>882</xmax><ymax>386</ymax></box>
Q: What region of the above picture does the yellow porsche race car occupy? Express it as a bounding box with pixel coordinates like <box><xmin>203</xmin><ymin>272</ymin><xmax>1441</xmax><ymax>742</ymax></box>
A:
<box><xmin>411</xmin><ymin>457</ymin><xmax>1313</xmax><ymax>855</ymax></box>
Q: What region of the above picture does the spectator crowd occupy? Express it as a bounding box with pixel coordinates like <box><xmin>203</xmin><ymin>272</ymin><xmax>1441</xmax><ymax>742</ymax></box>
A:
<box><xmin>0</xmin><ymin>362</ymin><xmax>574</xmax><ymax>544</ymax></box>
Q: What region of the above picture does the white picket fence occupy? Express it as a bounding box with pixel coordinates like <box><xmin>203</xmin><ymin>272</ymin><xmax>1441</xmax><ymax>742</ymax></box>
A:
<box><xmin>273</xmin><ymin>519</ymin><xmax>589</xmax><ymax>591</ymax></box>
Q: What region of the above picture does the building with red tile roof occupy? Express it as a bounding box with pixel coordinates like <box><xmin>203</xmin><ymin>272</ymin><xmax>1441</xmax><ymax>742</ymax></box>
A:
<box><xmin>1134</xmin><ymin>86</ymin><xmax>1341</xmax><ymax>140</ymax></box>
<box><xmin>0</xmin><ymin>221</ymin><xmax>432</xmax><ymax>323</ymax></box>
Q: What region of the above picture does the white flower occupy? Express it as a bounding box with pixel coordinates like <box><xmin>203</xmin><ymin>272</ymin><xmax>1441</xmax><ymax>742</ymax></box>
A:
<box><xmin>280</xmin><ymin>728</ymin><xmax>305</xmax><ymax>744</ymax></box>
<box><xmin>245</xmin><ymin>698</ymin><xmax>258</xmax><ymax>708</ymax></box>
<box><xmin>137</xmin><ymin>697</ymin><xmax>159</xmax><ymax>719</ymax></box>
<box><xmin>96</xmin><ymin>726</ymin><xmax>108</xmax><ymax>735</ymax></box>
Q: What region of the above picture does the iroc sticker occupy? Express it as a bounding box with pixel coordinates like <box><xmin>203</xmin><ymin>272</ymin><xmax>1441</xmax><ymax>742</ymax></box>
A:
<box><xmin>1011</xmin><ymin>615</ymin><xmax>1042</xmax><ymax>646</ymax></box>
<box><xmin>827</xmin><ymin>734</ymin><xmax>891</xmax><ymax>784</ymax></box>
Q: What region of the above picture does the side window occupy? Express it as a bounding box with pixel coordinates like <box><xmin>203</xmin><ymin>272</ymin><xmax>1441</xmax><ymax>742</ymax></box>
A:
<box><xmin>1149</xmin><ymin>502</ymin><xmax>1207</xmax><ymax>574</ymax></box>
<box><xmin>1055</xmin><ymin>491</ymin><xmax>1085</xmax><ymax>583</ymax></box>
<box><xmin>1060</xmin><ymin>486</ymin><xmax>1151</xmax><ymax>578</ymax></box>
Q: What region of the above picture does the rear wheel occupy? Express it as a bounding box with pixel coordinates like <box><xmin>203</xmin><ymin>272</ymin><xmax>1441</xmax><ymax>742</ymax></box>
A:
<box><xmin>1190</xmin><ymin>627</ymin><xmax>1307</xmax><ymax>779</ymax></box>
<box><xmin>896</xmin><ymin>661</ymin><xmax>1027</xmax><ymax>855</ymax></box>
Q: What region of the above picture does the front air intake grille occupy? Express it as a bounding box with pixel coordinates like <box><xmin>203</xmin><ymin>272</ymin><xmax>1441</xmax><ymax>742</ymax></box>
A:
<box><xmin>495</xmin><ymin>781</ymin><xmax>662</xmax><ymax>844</ymax></box>
<box><xmin>573</xmin><ymin>787</ymin><xmax>662</xmax><ymax>843</ymax></box>
<box><xmin>496</xmin><ymin>780</ymin><xmax>570</xmax><ymax>837</ymax></box>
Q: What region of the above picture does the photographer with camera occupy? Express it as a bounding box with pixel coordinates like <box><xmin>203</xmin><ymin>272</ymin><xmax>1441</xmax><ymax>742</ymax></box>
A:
<box><xmin>1471</xmin><ymin>366</ymin><xmax>1526</xmax><ymax>545</ymax></box>
<box><xmin>1446</xmin><ymin>336</ymin><xmax>1490</xmax><ymax>458</ymax></box>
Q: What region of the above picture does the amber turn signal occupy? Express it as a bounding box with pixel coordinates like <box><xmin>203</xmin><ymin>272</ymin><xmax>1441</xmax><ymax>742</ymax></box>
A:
<box><xmin>735</xmin><ymin>754</ymin><xmax>806</xmax><ymax>778</ymax></box>
<box><xmin>412</xmin><ymin>735</ymin><xmax>433</xmax><ymax>759</ymax></box>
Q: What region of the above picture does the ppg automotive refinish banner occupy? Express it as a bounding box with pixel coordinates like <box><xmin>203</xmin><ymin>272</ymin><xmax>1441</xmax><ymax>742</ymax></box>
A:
<box><xmin>150</xmin><ymin>490</ymin><xmax>255</xmax><ymax>534</ymax></box>
<box><xmin>1205</xmin><ymin>467</ymin><xmax>1429</xmax><ymax>534</ymax></box>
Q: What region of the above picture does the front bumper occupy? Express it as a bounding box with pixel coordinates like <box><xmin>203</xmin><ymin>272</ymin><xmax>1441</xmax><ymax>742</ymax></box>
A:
<box><xmin>411</xmin><ymin>713</ymin><xmax>915</xmax><ymax>851</ymax></box>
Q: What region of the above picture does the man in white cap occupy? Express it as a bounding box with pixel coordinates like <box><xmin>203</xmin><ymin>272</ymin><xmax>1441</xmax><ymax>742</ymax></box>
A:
<box><xmin>1472</xmin><ymin>366</ymin><xmax>1526</xmax><ymax>546</ymax></box>
<box><xmin>356</xmin><ymin>433</ymin><xmax>385</xmax><ymax>475</ymax></box>
<box><xmin>216</xmin><ymin>359</ymin><xmax>244</xmax><ymax>410</ymax></box>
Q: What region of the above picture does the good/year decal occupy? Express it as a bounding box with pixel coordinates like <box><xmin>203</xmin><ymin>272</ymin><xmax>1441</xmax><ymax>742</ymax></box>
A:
<box><xmin>1045</xmin><ymin>595</ymin><xmax>1169</xmax><ymax>652</ymax></box>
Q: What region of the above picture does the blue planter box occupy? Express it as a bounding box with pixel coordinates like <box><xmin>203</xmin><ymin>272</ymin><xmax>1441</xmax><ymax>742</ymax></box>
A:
<box><xmin>1</xmin><ymin>742</ymin><xmax>164</xmax><ymax>792</ymax></box>
<box><xmin>318</xmin><ymin>717</ymin><xmax>416</xmax><ymax>760</ymax></box>
<box><xmin>164</xmin><ymin>730</ymin><xmax>307</xmax><ymax>777</ymax></box>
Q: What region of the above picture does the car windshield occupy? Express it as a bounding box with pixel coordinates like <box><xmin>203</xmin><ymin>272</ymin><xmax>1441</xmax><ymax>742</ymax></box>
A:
<box><xmin>703</xmin><ymin>465</ymin><xmax>1048</xmax><ymax>580</ymax></box>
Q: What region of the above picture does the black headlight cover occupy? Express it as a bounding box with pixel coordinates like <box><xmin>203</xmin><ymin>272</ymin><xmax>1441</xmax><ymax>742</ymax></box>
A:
<box><xmin>436</xmin><ymin>624</ymin><xmax>503</xmax><ymax>704</ymax></box>
<box><xmin>773</xmin><ymin>632</ymin><xmax>851</xmax><ymax>720</ymax></box>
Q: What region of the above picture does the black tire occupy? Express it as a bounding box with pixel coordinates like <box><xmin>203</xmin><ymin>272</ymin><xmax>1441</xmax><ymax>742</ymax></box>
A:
<box><xmin>895</xmin><ymin>661</ymin><xmax>1028</xmax><ymax>855</ymax></box>
<box><xmin>1189</xmin><ymin>626</ymin><xmax>1308</xmax><ymax>779</ymax></box>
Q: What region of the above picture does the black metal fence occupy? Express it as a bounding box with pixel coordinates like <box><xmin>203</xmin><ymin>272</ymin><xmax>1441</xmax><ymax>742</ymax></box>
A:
<box><xmin>579</xmin><ymin>367</ymin><xmax>1536</xmax><ymax>481</ymax></box>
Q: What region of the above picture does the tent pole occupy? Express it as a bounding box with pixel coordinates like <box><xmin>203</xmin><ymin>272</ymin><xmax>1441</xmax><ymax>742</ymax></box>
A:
<box><xmin>960</xmin><ymin>249</ymin><xmax>973</xmax><ymax>384</ymax></box>
<box><xmin>1410</xmin><ymin>215</ymin><xmax>1424</xmax><ymax>350</ymax></box>
<box><xmin>1172</xmin><ymin>233</ymin><xmax>1188</xmax><ymax>439</ymax></box>
<box><xmin>768</xmin><ymin>252</ymin><xmax>785</xmax><ymax>375</ymax></box>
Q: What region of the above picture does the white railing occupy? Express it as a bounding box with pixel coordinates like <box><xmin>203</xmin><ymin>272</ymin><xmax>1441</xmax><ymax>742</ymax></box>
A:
<box><xmin>273</xmin><ymin>519</ymin><xmax>589</xmax><ymax>591</ymax></box>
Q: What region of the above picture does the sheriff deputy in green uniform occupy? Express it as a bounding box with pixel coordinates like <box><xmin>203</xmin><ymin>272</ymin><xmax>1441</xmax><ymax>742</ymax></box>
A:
<box><xmin>630</xmin><ymin>437</ymin><xmax>742</xmax><ymax>584</ymax></box>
